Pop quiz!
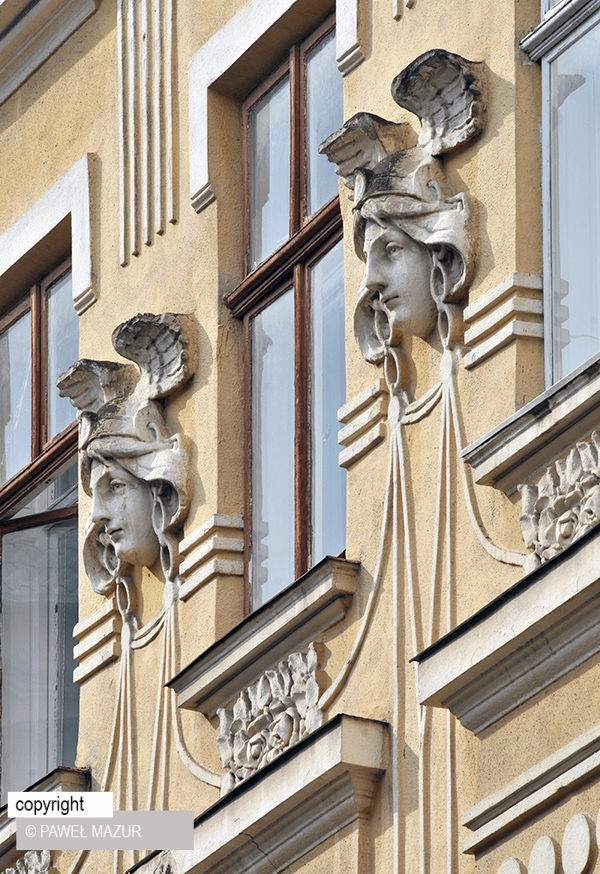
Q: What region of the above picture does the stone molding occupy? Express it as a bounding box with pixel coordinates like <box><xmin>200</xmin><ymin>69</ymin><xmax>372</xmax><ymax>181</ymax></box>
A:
<box><xmin>117</xmin><ymin>0</ymin><xmax>176</xmax><ymax>265</ymax></box>
<box><xmin>0</xmin><ymin>154</ymin><xmax>96</xmax><ymax>315</ymax></box>
<box><xmin>133</xmin><ymin>715</ymin><xmax>386</xmax><ymax>874</ymax></box>
<box><xmin>179</xmin><ymin>513</ymin><xmax>243</xmax><ymax>601</ymax></box>
<box><xmin>415</xmin><ymin>527</ymin><xmax>600</xmax><ymax>733</ymax></box>
<box><xmin>0</xmin><ymin>0</ymin><xmax>99</xmax><ymax>106</ymax></box>
<box><xmin>0</xmin><ymin>768</ymin><xmax>90</xmax><ymax>871</ymax></box>
<box><xmin>73</xmin><ymin>596</ymin><xmax>121</xmax><ymax>683</ymax></box>
<box><xmin>463</xmin><ymin>721</ymin><xmax>600</xmax><ymax>853</ymax></box>
<box><xmin>519</xmin><ymin>431</ymin><xmax>600</xmax><ymax>572</ymax></box>
<box><xmin>496</xmin><ymin>811</ymin><xmax>598</xmax><ymax>874</ymax></box>
<box><xmin>462</xmin><ymin>353</ymin><xmax>600</xmax><ymax>495</ymax></box>
<box><xmin>520</xmin><ymin>0</ymin><xmax>600</xmax><ymax>61</ymax></box>
<box><xmin>338</xmin><ymin>378</ymin><xmax>388</xmax><ymax>468</ymax></box>
<box><xmin>217</xmin><ymin>643</ymin><xmax>324</xmax><ymax>795</ymax></box>
<box><xmin>169</xmin><ymin>555</ymin><xmax>358</xmax><ymax>717</ymax></box>
<box><xmin>463</xmin><ymin>273</ymin><xmax>543</xmax><ymax>370</ymax></box>
<box><xmin>188</xmin><ymin>0</ymin><xmax>364</xmax><ymax>213</ymax></box>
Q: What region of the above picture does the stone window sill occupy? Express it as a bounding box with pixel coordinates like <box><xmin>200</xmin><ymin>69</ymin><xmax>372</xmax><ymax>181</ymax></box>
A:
<box><xmin>0</xmin><ymin>767</ymin><xmax>90</xmax><ymax>869</ymax></box>
<box><xmin>169</xmin><ymin>555</ymin><xmax>359</xmax><ymax>717</ymax></box>
<box><xmin>414</xmin><ymin>524</ymin><xmax>600</xmax><ymax>733</ymax></box>
<box><xmin>461</xmin><ymin>352</ymin><xmax>600</xmax><ymax>495</ymax></box>
<box><xmin>129</xmin><ymin>715</ymin><xmax>386</xmax><ymax>874</ymax></box>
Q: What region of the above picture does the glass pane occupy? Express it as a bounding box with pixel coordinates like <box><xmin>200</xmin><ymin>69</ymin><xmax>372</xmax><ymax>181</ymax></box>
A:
<box><xmin>1</xmin><ymin>517</ymin><xmax>79</xmax><ymax>801</ymax></box>
<box><xmin>0</xmin><ymin>310</ymin><xmax>31</xmax><ymax>486</ymax></box>
<box><xmin>550</xmin><ymin>20</ymin><xmax>600</xmax><ymax>380</ymax></box>
<box><xmin>251</xmin><ymin>289</ymin><xmax>295</xmax><ymax>607</ymax></box>
<box><xmin>10</xmin><ymin>460</ymin><xmax>78</xmax><ymax>519</ymax></box>
<box><xmin>47</xmin><ymin>269</ymin><xmax>78</xmax><ymax>440</ymax></box>
<box><xmin>248</xmin><ymin>75</ymin><xmax>291</xmax><ymax>269</ymax></box>
<box><xmin>306</xmin><ymin>29</ymin><xmax>343</xmax><ymax>216</ymax></box>
<box><xmin>311</xmin><ymin>241</ymin><xmax>346</xmax><ymax>562</ymax></box>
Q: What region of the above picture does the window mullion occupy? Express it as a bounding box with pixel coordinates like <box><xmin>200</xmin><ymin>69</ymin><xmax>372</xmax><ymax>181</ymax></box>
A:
<box><xmin>294</xmin><ymin>261</ymin><xmax>311</xmax><ymax>578</ymax></box>
<box><xmin>30</xmin><ymin>284</ymin><xmax>43</xmax><ymax>459</ymax></box>
<box><xmin>289</xmin><ymin>44</ymin><xmax>302</xmax><ymax>237</ymax></box>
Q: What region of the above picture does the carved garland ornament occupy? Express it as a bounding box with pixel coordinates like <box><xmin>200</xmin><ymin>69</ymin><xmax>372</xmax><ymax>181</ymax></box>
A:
<box><xmin>217</xmin><ymin>643</ymin><xmax>324</xmax><ymax>795</ymax></box>
<box><xmin>519</xmin><ymin>431</ymin><xmax>600</xmax><ymax>573</ymax></box>
<box><xmin>7</xmin><ymin>851</ymin><xmax>54</xmax><ymax>874</ymax></box>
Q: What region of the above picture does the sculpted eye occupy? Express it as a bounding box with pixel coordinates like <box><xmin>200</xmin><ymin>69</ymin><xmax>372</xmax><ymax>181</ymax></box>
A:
<box><xmin>110</xmin><ymin>481</ymin><xmax>126</xmax><ymax>495</ymax></box>
<box><xmin>386</xmin><ymin>242</ymin><xmax>402</xmax><ymax>257</ymax></box>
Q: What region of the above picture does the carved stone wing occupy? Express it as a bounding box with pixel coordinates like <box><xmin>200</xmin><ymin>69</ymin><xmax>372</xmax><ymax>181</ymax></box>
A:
<box><xmin>391</xmin><ymin>49</ymin><xmax>486</xmax><ymax>156</ymax></box>
<box><xmin>112</xmin><ymin>313</ymin><xmax>196</xmax><ymax>399</ymax></box>
<box><xmin>57</xmin><ymin>359</ymin><xmax>138</xmax><ymax>413</ymax></box>
<box><xmin>319</xmin><ymin>111</ymin><xmax>415</xmax><ymax>190</ymax></box>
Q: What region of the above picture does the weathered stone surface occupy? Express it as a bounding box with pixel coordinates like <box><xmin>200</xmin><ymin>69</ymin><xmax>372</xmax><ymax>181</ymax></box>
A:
<box><xmin>216</xmin><ymin>643</ymin><xmax>325</xmax><ymax>794</ymax></box>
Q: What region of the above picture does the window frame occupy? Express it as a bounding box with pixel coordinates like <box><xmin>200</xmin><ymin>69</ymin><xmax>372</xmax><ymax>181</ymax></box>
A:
<box><xmin>522</xmin><ymin>0</ymin><xmax>600</xmax><ymax>385</ymax></box>
<box><xmin>241</xmin><ymin>13</ymin><xmax>338</xmax><ymax>275</ymax></box>
<box><xmin>0</xmin><ymin>255</ymin><xmax>78</xmax><ymax>519</ymax></box>
<box><xmin>224</xmin><ymin>14</ymin><xmax>345</xmax><ymax>612</ymax></box>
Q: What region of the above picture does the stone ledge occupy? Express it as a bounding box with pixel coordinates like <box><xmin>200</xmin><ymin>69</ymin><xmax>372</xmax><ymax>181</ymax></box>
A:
<box><xmin>129</xmin><ymin>715</ymin><xmax>386</xmax><ymax>874</ymax></box>
<box><xmin>0</xmin><ymin>767</ymin><xmax>90</xmax><ymax>870</ymax></box>
<box><xmin>462</xmin><ymin>721</ymin><xmax>600</xmax><ymax>853</ymax></box>
<box><xmin>462</xmin><ymin>352</ymin><xmax>600</xmax><ymax>494</ymax></box>
<box><xmin>415</xmin><ymin>526</ymin><xmax>600</xmax><ymax>733</ymax></box>
<box><xmin>169</xmin><ymin>555</ymin><xmax>358</xmax><ymax>717</ymax></box>
<box><xmin>0</xmin><ymin>0</ymin><xmax>99</xmax><ymax>106</ymax></box>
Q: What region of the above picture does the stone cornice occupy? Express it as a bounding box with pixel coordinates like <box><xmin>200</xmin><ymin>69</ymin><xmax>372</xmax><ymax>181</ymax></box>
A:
<box><xmin>169</xmin><ymin>555</ymin><xmax>358</xmax><ymax>717</ymax></box>
<box><xmin>462</xmin><ymin>353</ymin><xmax>600</xmax><ymax>494</ymax></box>
<box><xmin>129</xmin><ymin>715</ymin><xmax>386</xmax><ymax>874</ymax></box>
<box><xmin>415</xmin><ymin>525</ymin><xmax>600</xmax><ymax>733</ymax></box>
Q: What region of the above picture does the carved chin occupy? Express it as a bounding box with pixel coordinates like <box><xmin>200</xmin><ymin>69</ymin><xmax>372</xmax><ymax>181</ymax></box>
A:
<box><xmin>112</xmin><ymin>538</ymin><xmax>161</xmax><ymax>570</ymax></box>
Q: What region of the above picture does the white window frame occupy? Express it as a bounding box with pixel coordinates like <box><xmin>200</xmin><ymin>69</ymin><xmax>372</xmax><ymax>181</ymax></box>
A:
<box><xmin>521</xmin><ymin>0</ymin><xmax>600</xmax><ymax>385</ymax></box>
<box><xmin>0</xmin><ymin>153</ymin><xmax>96</xmax><ymax>316</ymax></box>
<box><xmin>187</xmin><ymin>0</ymin><xmax>364</xmax><ymax>213</ymax></box>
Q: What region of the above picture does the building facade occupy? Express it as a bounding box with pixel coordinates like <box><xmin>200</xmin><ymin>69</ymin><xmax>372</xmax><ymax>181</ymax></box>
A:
<box><xmin>1</xmin><ymin>1</ymin><xmax>600</xmax><ymax>874</ymax></box>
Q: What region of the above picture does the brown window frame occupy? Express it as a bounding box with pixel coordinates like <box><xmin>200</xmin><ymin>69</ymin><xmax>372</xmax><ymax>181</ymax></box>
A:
<box><xmin>0</xmin><ymin>256</ymin><xmax>78</xmax><ymax>520</ymax></box>
<box><xmin>224</xmin><ymin>14</ymin><xmax>344</xmax><ymax>612</ymax></box>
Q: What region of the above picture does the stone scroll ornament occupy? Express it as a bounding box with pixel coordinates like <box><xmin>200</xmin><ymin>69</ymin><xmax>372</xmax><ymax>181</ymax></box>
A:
<box><xmin>317</xmin><ymin>51</ymin><xmax>526</xmax><ymax>874</ymax></box>
<box><xmin>57</xmin><ymin>313</ymin><xmax>222</xmax><ymax>837</ymax></box>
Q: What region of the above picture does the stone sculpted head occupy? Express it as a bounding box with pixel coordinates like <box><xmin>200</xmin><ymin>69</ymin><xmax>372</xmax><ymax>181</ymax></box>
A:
<box><xmin>57</xmin><ymin>313</ymin><xmax>195</xmax><ymax>599</ymax></box>
<box><xmin>320</xmin><ymin>50</ymin><xmax>485</xmax><ymax>377</ymax></box>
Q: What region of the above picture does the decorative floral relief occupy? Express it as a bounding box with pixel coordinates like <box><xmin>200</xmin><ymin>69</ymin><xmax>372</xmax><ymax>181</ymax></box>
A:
<box><xmin>519</xmin><ymin>431</ymin><xmax>600</xmax><ymax>573</ymax></box>
<box><xmin>7</xmin><ymin>851</ymin><xmax>54</xmax><ymax>874</ymax></box>
<box><xmin>216</xmin><ymin>643</ymin><xmax>325</xmax><ymax>795</ymax></box>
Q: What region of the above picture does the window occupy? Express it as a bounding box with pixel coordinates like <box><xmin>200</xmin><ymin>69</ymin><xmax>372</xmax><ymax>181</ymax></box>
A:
<box><xmin>0</xmin><ymin>258</ymin><xmax>79</xmax><ymax>802</ymax></box>
<box><xmin>225</xmin><ymin>16</ymin><xmax>346</xmax><ymax>609</ymax></box>
<box><xmin>522</xmin><ymin>0</ymin><xmax>600</xmax><ymax>383</ymax></box>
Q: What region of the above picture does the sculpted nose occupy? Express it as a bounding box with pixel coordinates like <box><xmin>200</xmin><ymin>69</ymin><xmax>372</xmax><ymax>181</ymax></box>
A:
<box><xmin>364</xmin><ymin>256</ymin><xmax>385</xmax><ymax>295</ymax></box>
<box><xmin>90</xmin><ymin>490</ymin><xmax>110</xmax><ymax>526</ymax></box>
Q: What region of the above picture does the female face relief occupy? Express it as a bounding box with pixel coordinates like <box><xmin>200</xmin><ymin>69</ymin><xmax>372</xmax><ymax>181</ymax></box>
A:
<box><xmin>363</xmin><ymin>221</ymin><xmax>437</xmax><ymax>341</ymax></box>
<box><xmin>89</xmin><ymin>460</ymin><xmax>161</xmax><ymax>569</ymax></box>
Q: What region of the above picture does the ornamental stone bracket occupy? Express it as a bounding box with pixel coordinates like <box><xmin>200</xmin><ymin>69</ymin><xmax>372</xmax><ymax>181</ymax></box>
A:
<box><xmin>217</xmin><ymin>643</ymin><xmax>325</xmax><ymax>795</ymax></box>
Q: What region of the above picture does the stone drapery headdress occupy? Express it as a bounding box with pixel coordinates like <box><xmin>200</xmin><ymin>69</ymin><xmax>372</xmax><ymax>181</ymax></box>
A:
<box><xmin>57</xmin><ymin>313</ymin><xmax>195</xmax><ymax>596</ymax></box>
<box><xmin>320</xmin><ymin>49</ymin><xmax>486</xmax><ymax>363</ymax></box>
